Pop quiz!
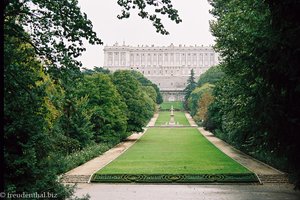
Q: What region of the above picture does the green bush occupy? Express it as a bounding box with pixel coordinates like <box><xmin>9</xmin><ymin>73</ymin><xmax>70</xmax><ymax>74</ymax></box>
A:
<box><xmin>55</xmin><ymin>143</ymin><xmax>113</xmax><ymax>175</ymax></box>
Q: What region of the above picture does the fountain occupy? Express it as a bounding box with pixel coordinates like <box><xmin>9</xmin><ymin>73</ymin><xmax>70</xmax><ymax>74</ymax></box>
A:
<box><xmin>169</xmin><ymin>105</ymin><xmax>175</xmax><ymax>125</ymax></box>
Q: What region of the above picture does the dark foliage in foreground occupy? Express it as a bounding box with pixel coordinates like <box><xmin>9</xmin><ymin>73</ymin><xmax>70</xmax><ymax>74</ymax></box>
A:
<box><xmin>207</xmin><ymin>0</ymin><xmax>300</xmax><ymax>188</ymax></box>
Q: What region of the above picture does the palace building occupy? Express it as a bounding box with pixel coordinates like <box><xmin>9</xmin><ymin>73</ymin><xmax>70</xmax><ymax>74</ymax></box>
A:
<box><xmin>103</xmin><ymin>42</ymin><xmax>219</xmax><ymax>101</ymax></box>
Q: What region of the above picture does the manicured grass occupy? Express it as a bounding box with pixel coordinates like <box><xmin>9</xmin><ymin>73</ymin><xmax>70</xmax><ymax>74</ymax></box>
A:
<box><xmin>174</xmin><ymin>112</ymin><xmax>190</xmax><ymax>126</ymax></box>
<box><xmin>94</xmin><ymin>128</ymin><xmax>251</xmax><ymax>175</ymax></box>
<box><xmin>154</xmin><ymin>111</ymin><xmax>190</xmax><ymax>126</ymax></box>
<box><xmin>160</xmin><ymin>101</ymin><xmax>184</xmax><ymax>111</ymax></box>
<box><xmin>154</xmin><ymin>111</ymin><xmax>170</xmax><ymax>126</ymax></box>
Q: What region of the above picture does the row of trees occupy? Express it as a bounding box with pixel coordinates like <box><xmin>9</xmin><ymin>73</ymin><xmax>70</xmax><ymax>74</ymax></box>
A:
<box><xmin>185</xmin><ymin>0</ymin><xmax>300</xmax><ymax>187</ymax></box>
<box><xmin>4</xmin><ymin>36</ymin><xmax>159</xmax><ymax>196</ymax></box>
<box><xmin>184</xmin><ymin>66</ymin><xmax>224</xmax><ymax>125</ymax></box>
<box><xmin>3</xmin><ymin>0</ymin><xmax>170</xmax><ymax>197</ymax></box>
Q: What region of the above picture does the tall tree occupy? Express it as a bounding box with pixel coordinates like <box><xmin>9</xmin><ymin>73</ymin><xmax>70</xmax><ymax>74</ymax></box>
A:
<box><xmin>194</xmin><ymin>91</ymin><xmax>214</xmax><ymax>125</ymax></box>
<box><xmin>184</xmin><ymin>69</ymin><xmax>197</xmax><ymax>109</ymax></box>
<box><xmin>4</xmin><ymin>0</ymin><xmax>102</xmax><ymax>73</ymax></box>
<box><xmin>3</xmin><ymin>0</ymin><xmax>181</xmax><ymax>196</ymax></box>
<box><xmin>79</xmin><ymin>73</ymin><xmax>128</xmax><ymax>144</ymax></box>
<box><xmin>3</xmin><ymin>0</ymin><xmax>181</xmax><ymax>70</ymax></box>
<box><xmin>188</xmin><ymin>83</ymin><xmax>214</xmax><ymax>117</ymax></box>
<box><xmin>113</xmin><ymin>70</ymin><xmax>155</xmax><ymax>132</ymax></box>
<box><xmin>4</xmin><ymin>34</ymin><xmax>72</xmax><ymax>198</ymax></box>
<box><xmin>129</xmin><ymin>70</ymin><xmax>163</xmax><ymax>104</ymax></box>
<box><xmin>208</xmin><ymin>0</ymin><xmax>300</xmax><ymax>187</ymax></box>
<box><xmin>197</xmin><ymin>65</ymin><xmax>224</xmax><ymax>87</ymax></box>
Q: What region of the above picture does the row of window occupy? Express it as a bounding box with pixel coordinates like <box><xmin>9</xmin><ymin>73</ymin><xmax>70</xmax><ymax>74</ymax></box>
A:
<box><xmin>108</xmin><ymin>52</ymin><xmax>214</xmax><ymax>59</ymax></box>
<box><xmin>127</xmin><ymin>68</ymin><xmax>205</xmax><ymax>76</ymax></box>
<box><xmin>107</xmin><ymin>61</ymin><xmax>214</xmax><ymax>67</ymax></box>
<box><xmin>107</xmin><ymin>52</ymin><xmax>215</xmax><ymax>67</ymax></box>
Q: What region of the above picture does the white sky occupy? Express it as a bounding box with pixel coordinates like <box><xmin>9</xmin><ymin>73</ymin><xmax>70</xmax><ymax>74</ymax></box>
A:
<box><xmin>77</xmin><ymin>0</ymin><xmax>215</xmax><ymax>69</ymax></box>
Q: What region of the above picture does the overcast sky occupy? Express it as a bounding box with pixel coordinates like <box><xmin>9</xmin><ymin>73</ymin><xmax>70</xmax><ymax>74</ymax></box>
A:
<box><xmin>77</xmin><ymin>0</ymin><xmax>215</xmax><ymax>69</ymax></box>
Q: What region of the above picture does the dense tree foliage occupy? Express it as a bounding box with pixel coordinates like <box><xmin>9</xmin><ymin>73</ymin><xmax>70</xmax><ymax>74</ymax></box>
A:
<box><xmin>4</xmin><ymin>0</ymin><xmax>102</xmax><ymax>71</ymax></box>
<box><xmin>186</xmin><ymin>65</ymin><xmax>223</xmax><ymax>122</ymax></box>
<box><xmin>187</xmin><ymin>65</ymin><xmax>223</xmax><ymax>126</ymax></box>
<box><xmin>79</xmin><ymin>73</ymin><xmax>128</xmax><ymax>143</ymax></box>
<box><xmin>113</xmin><ymin>70</ymin><xmax>156</xmax><ymax>132</ymax></box>
<box><xmin>187</xmin><ymin>83</ymin><xmax>214</xmax><ymax>117</ymax></box>
<box><xmin>197</xmin><ymin>65</ymin><xmax>224</xmax><ymax>87</ymax></box>
<box><xmin>183</xmin><ymin>69</ymin><xmax>196</xmax><ymax>110</ymax></box>
<box><xmin>4</xmin><ymin>0</ymin><xmax>175</xmax><ymax>196</ymax></box>
<box><xmin>82</xmin><ymin>67</ymin><xmax>111</xmax><ymax>75</ymax></box>
<box><xmin>4</xmin><ymin>33</ymin><xmax>72</xmax><ymax>198</ymax></box>
<box><xmin>207</xmin><ymin>0</ymin><xmax>300</xmax><ymax>187</ymax></box>
<box><xmin>129</xmin><ymin>70</ymin><xmax>163</xmax><ymax>104</ymax></box>
<box><xmin>194</xmin><ymin>91</ymin><xmax>214</xmax><ymax>125</ymax></box>
<box><xmin>143</xmin><ymin>86</ymin><xmax>158</xmax><ymax>103</ymax></box>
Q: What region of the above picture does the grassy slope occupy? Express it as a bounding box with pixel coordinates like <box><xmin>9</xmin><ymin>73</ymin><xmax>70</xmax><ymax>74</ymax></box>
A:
<box><xmin>154</xmin><ymin>112</ymin><xmax>190</xmax><ymax>126</ymax></box>
<box><xmin>160</xmin><ymin>101</ymin><xmax>184</xmax><ymax>110</ymax></box>
<box><xmin>96</xmin><ymin>128</ymin><xmax>250</xmax><ymax>174</ymax></box>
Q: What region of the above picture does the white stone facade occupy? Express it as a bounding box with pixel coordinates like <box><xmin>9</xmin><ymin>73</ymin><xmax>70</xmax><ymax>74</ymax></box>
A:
<box><xmin>103</xmin><ymin>42</ymin><xmax>219</xmax><ymax>100</ymax></box>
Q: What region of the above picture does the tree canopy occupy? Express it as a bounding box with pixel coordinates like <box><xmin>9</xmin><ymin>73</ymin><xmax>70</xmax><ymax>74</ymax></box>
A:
<box><xmin>128</xmin><ymin>70</ymin><xmax>163</xmax><ymax>104</ymax></box>
<box><xmin>116</xmin><ymin>0</ymin><xmax>182</xmax><ymax>35</ymax></box>
<box><xmin>112</xmin><ymin>70</ymin><xmax>155</xmax><ymax>133</ymax></box>
<box><xmin>3</xmin><ymin>0</ymin><xmax>182</xmax><ymax>70</ymax></box>
<box><xmin>188</xmin><ymin>83</ymin><xmax>215</xmax><ymax>117</ymax></box>
<box><xmin>4</xmin><ymin>0</ymin><xmax>102</xmax><ymax>71</ymax></box>
<box><xmin>183</xmin><ymin>69</ymin><xmax>197</xmax><ymax>110</ymax></box>
<box><xmin>80</xmin><ymin>73</ymin><xmax>128</xmax><ymax>143</ymax></box>
<box><xmin>3</xmin><ymin>0</ymin><xmax>175</xmax><ymax>197</ymax></box>
<box><xmin>197</xmin><ymin>65</ymin><xmax>224</xmax><ymax>87</ymax></box>
<box><xmin>4</xmin><ymin>32</ymin><xmax>71</xmax><ymax>198</ymax></box>
<box><xmin>207</xmin><ymin>0</ymin><xmax>300</xmax><ymax>187</ymax></box>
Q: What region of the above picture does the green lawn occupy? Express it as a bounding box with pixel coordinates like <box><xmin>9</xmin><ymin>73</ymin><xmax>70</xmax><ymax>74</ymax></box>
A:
<box><xmin>154</xmin><ymin>111</ymin><xmax>170</xmax><ymax>126</ymax></box>
<box><xmin>160</xmin><ymin>101</ymin><xmax>184</xmax><ymax>111</ymax></box>
<box><xmin>94</xmin><ymin>128</ymin><xmax>251</xmax><ymax>175</ymax></box>
<box><xmin>174</xmin><ymin>112</ymin><xmax>190</xmax><ymax>126</ymax></box>
<box><xmin>154</xmin><ymin>111</ymin><xmax>190</xmax><ymax>126</ymax></box>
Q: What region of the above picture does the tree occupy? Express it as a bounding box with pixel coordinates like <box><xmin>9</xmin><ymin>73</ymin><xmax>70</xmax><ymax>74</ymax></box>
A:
<box><xmin>194</xmin><ymin>91</ymin><xmax>214</xmax><ymax>125</ymax></box>
<box><xmin>113</xmin><ymin>70</ymin><xmax>155</xmax><ymax>132</ymax></box>
<box><xmin>185</xmin><ymin>65</ymin><xmax>224</xmax><ymax>123</ymax></box>
<box><xmin>143</xmin><ymin>86</ymin><xmax>158</xmax><ymax>103</ymax></box>
<box><xmin>78</xmin><ymin>73</ymin><xmax>128</xmax><ymax>144</ymax></box>
<box><xmin>184</xmin><ymin>69</ymin><xmax>197</xmax><ymax>110</ymax></box>
<box><xmin>197</xmin><ymin>65</ymin><xmax>224</xmax><ymax>87</ymax></box>
<box><xmin>208</xmin><ymin>0</ymin><xmax>300</xmax><ymax>187</ymax></box>
<box><xmin>4</xmin><ymin>0</ymin><xmax>102</xmax><ymax>72</ymax></box>
<box><xmin>4</xmin><ymin>34</ymin><xmax>72</xmax><ymax>198</ymax></box>
<box><xmin>3</xmin><ymin>0</ymin><xmax>181</xmax><ymax>69</ymax></box>
<box><xmin>129</xmin><ymin>70</ymin><xmax>163</xmax><ymax>104</ymax></box>
<box><xmin>188</xmin><ymin>83</ymin><xmax>214</xmax><ymax>117</ymax></box>
<box><xmin>53</xmin><ymin>95</ymin><xmax>95</xmax><ymax>153</ymax></box>
<box><xmin>3</xmin><ymin>0</ymin><xmax>181</xmax><ymax>196</ymax></box>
